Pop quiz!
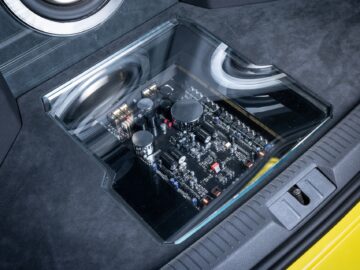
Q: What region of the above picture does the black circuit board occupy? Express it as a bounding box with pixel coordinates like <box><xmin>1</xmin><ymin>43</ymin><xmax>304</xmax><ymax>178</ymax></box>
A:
<box><xmin>103</xmin><ymin>81</ymin><xmax>274</xmax><ymax>210</ymax></box>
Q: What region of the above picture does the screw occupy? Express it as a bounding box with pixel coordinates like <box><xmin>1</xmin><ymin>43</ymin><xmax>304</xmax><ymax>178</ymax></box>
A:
<box><xmin>291</xmin><ymin>187</ymin><xmax>306</xmax><ymax>205</ymax></box>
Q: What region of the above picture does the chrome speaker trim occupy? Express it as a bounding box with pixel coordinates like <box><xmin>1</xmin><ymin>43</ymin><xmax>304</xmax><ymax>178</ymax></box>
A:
<box><xmin>2</xmin><ymin>0</ymin><xmax>124</xmax><ymax>36</ymax></box>
<box><xmin>45</xmin><ymin>0</ymin><xmax>81</xmax><ymax>4</ymax></box>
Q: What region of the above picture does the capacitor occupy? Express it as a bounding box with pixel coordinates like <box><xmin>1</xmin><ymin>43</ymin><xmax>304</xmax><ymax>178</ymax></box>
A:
<box><xmin>258</xmin><ymin>150</ymin><xmax>266</xmax><ymax>158</ymax></box>
<box><xmin>201</xmin><ymin>121</ymin><xmax>216</xmax><ymax>136</ymax></box>
<box><xmin>137</xmin><ymin>98</ymin><xmax>154</xmax><ymax>113</ymax></box>
<box><xmin>147</xmin><ymin>115</ymin><xmax>158</xmax><ymax>137</ymax></box>
<box><xmin>222</xmin><ymin>142</ymin><xmax>231</xmax><ymax>151</ymax></box>
<box><xmin>170</xmin><ymin>148</ymin><xmax>186</xmax><ymax>164</ymax></box>
<box><xmin>134</xmin><ymin>118</ymin><xmax>147</xmax><ymax>131</ymax></box>
<box><xmin>245</xmin><ymin>160</ymin><xmax>254</xmax><ymax>168</ymax></box>
<box><xmin>192</xmin><ymin>198</ymin><xmax>198</xmax><ymax>207</ymax></box>
<box><xmin>169</xmin><ymin>178</ymin><xmax>180</xmax><ymax>190</ymax></box>
<box><xmin>159</xmin><ymin>98</ymin><xmax>172</xmax><ymax>118</ymax></box>
<box><xmin>201</xmin><ymin>196</ymin><xmax>211</xmax><ymax>207</ymax></box>
<box><xmin>190</xmin><ymin>133</ymin><xmax>196</xmax><ymax>143</ymax></box>
<box><xmin>160</xmin><ymin>152</ymin><xmax>177</xmax><ymax>171</ymax></box>
<box><xmin>132</xmin><ymin>130</ymin><xmax>154</xmax><ymax>157</ymax></box>
<box><xmin>195</xmin><ymin>128</ymin><xmax>211</xmax><ymax>144</ymax></box>
<box><xmin>160</xmin><ymin>123</ymin><xmax>167</xmax><ymax>134</ymax></box>
<box><xmin>171</xmin><ymin>99</ymin><xmax>203</xmax><ymax>130</ymax></box>
<box><xmin>211</xmin><ymin>186</ymin><xmax>222</xmax><ymax>197</ymax></box>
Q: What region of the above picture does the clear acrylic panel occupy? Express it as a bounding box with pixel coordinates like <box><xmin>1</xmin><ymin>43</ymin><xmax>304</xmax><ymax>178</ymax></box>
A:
<box><xmin>43</xmin><ymin>20</ymin><xmax>330</xmax><ymax>242</ymax></box>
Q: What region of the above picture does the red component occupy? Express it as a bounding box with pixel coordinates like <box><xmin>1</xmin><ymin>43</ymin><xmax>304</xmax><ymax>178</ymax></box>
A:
<box><xmin>210</xmin><ymin>162</ymin><xmax>221</xmax><ymax>173</ymax></box>
<box><xmin>164</xmin><ymin>119</ymin><xmax>169</xmax><ymax>124</ymax></box>
<box><xmin>167</xmin><ymin>122</ymin><xmax>173</xmax><ymax>128</ymax></box>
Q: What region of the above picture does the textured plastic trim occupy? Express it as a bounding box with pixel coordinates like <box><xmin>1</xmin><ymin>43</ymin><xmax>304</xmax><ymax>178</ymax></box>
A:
<box><xmin>271</xmin><ymin>175</ymin><xmax>360</xmax><ymax>270</ymax></box>
<box><xmin>162</xmin><ymin>104</ymin><xmax>360</xmax><ymax>270</ymax></box>
<box><xmin>269</xmin><ymin>169</ymin><xmax>335</xmax><ymax>230</ymax></box>
<box><xmin>0</xmin><ymin>73</ymin><xmax>21</xmax><ymax>166</ymax></box>
<box><xmin>180</xmin><ymin>0</ymin><xmax>275</xmax><ymax>9</ymax></box>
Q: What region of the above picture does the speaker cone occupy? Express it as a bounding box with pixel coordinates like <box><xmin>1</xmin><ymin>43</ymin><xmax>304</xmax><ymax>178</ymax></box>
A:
<box><xmin>3</xmin><ymin>0</ymin><xmax>124</xmax><ymax>36</ymax></box>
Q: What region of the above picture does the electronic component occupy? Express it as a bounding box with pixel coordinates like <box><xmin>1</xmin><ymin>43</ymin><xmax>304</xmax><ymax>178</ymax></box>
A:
<box><xmin>210</xmin><ymin>162</ymin><xmax>221</xmax><ymax>173</ymax></box>
<box><xmin>170</xmin><ymin>148</ymin><xmax>186</xmax><ymax>164</ymax></box>
<box><xmin>224</xmin><ymin>142</ymin><xmax>231</xmax><ymax>149</ymax></box>
<box><xmin>195</xmin><ymin>128</ymin><xmax>211</xmax><ymax>144</ymax></box>
<box><xmin>132</xmin><ymin>130</ymin><xmax>154</xmax><ymax>158</ymax></box>
<box><xmin>159</xmin><ymin>98</ymin><xmax>172</xmax><ymax>119</ymax></box>
<box><xmin>211</xmin><ymin>186</ymin><xmax>222</xmax><ymax>197</ymax></box>
<box><xmin>201</xmin><ymin>196</ymin><xmax>211</xmax><ymax>207</ymax></box>
<box><xmin>134</xmin><ymin>118</ymin><xmax>147</xmax><ymax>131</ymax></box>
<box><xmin>160</xmin><ymin>123</ymin><xmax>167</xmax><ymax>134</ymax></box>
<box><xmin>106</xmin><ymin>79</ymin><xmax>272</xmax><ymax>211</ymax></box>
<box><xmin>148</xmin><ymin>115</ymin><xmax>158</xmax><ymax>137</ymax></box>
<box><xmin>112</xmin><ymin>103</ymin><xmax>130</xmax><ymax>119</ymax></box>
<box><xmin>201</xmin><ymin>121</ymin><xmax>217</xmax><ymax>137</ymax></box>
<box><xmin>160</xmin><ymin>152</ymin><xmax>177</xmax><ymax>171</ymax></box>
<box><xmin>258</xmin><ymin>150</ymin><xmax>266</xmax><ymax>158</ymax></box>
<box><xmin>192</xmin><ymin>198</ymin><xmax>198</xmax><ymax>207</ymax></box>
<box><xmin>142</xmin><ymin>84</ymin><xmax>158</xmax><ymax>97</ymax></box>
<box><xmin>137</xmin><ymin>98</ymin><xmax>154</xmax><ymax>113</ymax></box>
<box><xmin>169</xmin><ymin>178</ymin><xmax>180</xmax><ymax>190</ymax></box>
<box><xmin>245</xmin><ymin>160</ymin><xmax>254</xmax><ymax>168</ymax></box>
<box><xmin>171</xmin><ymin>99</ymin><xmax>203</xmax><ymax>130</ymax></box>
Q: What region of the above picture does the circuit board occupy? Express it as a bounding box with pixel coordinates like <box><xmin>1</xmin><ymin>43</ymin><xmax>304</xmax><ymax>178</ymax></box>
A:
<box><xmin>102</xmin><ymin>78</ymin><xmax>275</xmax><ymax>211</ymax></box>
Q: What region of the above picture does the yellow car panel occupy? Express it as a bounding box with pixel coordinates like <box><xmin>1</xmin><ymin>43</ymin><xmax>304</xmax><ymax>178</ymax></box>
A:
<box><xmin>289</xmin><ymin>202</ymin><xmax>360</xmax><ymax>270</ymax></box>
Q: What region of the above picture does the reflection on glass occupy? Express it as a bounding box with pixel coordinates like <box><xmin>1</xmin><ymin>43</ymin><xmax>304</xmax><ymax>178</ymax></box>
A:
<box><xmin>43</xmin><ymin>20</ymin><xmax>330</xmax><ymax>243</ymax></box>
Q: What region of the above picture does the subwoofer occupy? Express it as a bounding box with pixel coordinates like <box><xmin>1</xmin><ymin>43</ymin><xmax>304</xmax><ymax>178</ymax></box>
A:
<box><xmin>2</xmin><ymin>0</ymin><xmax>124</xmax><ymax>35</ymax></box>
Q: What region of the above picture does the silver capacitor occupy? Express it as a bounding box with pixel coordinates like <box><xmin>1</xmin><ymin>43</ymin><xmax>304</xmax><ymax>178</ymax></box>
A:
<box><xmin>137</xmin><ymin>98</ymin><xmax>158</xmax><ymax>136</ymax></box>
<box><xmin>132</xmin><ymin>130</ymin><xmax>154</xmax><ymax>157</ymax></box>
<box><xmin>137</xmin><ymin>98</ymin><xmax>154</xmax><ymax>113</ymax></box>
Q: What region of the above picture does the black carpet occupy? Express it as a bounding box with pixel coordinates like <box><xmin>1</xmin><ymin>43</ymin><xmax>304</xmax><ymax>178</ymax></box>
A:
<box><xmin>1</xmin><ymin>0</ymin><xmax>359</xmax><ymax>270</ymax></box>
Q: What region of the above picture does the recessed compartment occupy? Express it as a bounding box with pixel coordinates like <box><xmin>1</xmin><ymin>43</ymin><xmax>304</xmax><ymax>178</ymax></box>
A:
<box><xmin>43</xmin><ymin>20</ymin><xmax>330</xmax><ymax>242</ymax></box>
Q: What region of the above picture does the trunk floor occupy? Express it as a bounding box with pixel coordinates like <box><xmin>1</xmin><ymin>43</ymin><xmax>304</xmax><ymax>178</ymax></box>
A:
<box><xmin>1</xmin><ymin>0</ymin><xmax>359</xmax><ymax>269</ymax></box>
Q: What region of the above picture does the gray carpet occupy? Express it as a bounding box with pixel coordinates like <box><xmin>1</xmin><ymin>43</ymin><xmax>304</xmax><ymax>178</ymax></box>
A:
<box><xmin>176</xmin><ymin>0</ymin><xmax>360</xmax><ymax>119</ymax></box>
<box><xmin>0</xmin><ymin>0</ymin><xmax>177</xmax><ymax>97</ymax></box>
<box><xmin>1</xmin><ymin>0</ymin><xmax>360</xmax><ymax>270</ymax></box>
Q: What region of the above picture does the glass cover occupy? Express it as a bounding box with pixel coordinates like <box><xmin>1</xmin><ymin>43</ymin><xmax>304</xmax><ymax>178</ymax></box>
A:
<box><xmin>43</xmin><ymin>20</ymin><xmax>330</xmax><ymax>242</ymax></box>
